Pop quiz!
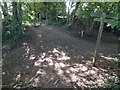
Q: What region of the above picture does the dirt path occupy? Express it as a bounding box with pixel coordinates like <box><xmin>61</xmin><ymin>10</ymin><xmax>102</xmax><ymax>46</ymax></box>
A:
<box><xmin>2</xmin><ymin>24</ymin><xmax>118</xmax><ymax>88</ymax></box>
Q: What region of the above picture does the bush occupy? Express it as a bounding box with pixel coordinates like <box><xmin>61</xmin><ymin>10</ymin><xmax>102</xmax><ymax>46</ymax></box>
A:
<box><xmin>2</xmin><ymin>30</ymin><xmax>31</xmax><ymax>49</ymax></box>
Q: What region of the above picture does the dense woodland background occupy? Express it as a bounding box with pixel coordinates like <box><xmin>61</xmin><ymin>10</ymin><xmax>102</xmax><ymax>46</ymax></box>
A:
<box><xmin>1</xmin><ymin>1</ymin><xmax>120</xmax><ymax>89</ymax></box>
<box><xmin>1</xmin><ymin>2</ymin><xmax>119</xmax><ymax>38</ymax></box>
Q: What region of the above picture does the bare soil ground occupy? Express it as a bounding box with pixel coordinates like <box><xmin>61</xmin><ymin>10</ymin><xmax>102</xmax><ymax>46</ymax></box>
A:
<box><xmin>2</xmin><ymin>24</ymin><xmax>119</xmax><ymax>89</ymax></box>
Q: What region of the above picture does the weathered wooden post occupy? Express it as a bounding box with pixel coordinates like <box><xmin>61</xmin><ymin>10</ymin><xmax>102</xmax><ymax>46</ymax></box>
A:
<box><xmin>93</xmin><ymin>13</ymin><xmax>106</xmax><ymax>66</ymax></box>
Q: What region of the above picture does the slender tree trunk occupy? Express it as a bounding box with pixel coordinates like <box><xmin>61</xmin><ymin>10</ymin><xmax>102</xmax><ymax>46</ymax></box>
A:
<box><xmin>1</xmin><ymin>2</ymin><xmax>9</xmax><ymax>36</ymax></box>
<box><xmin>12</xmin><ymin>2</ymin><xmax>18</xmax><ymax>34</ymax></box>
<box><xmin>1</xmin><ymin>2</ymin><xmax>8</xmax><ymax>17</ymax></box>
<box><xmin>18</xmin><ymin>2</ymin><xmax>22</xmax><ymax>34</ymax></box>
<box><xmin>33</xmin><ymin>2</ymin><xmax>35</xmax><ymax>26</ymax></box>
<box><xmin>12</xmin><ymin>2</ymin><xmax>18</xmax><ymax>20</ymax></box>
<box><xmin>12</xmin><ymin>2</ymin><xmax>22</xmax><ymax>34</ymax></box>
<box><xmin>69</xmin><ymin>2</ymin><xmax>80</xmax><ymax>26</ymax></box>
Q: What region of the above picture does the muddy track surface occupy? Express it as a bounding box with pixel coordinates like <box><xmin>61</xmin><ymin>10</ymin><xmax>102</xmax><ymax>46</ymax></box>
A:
<box><xmin>2</xmin><ymin>24</ymin><xmax>118</xmax><ymax>89</ymax></box>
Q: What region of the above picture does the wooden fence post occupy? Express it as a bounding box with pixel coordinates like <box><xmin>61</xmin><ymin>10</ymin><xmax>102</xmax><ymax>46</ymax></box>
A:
<box><xmin>93</xmin><ymin>13</ymin><xmax>106</xmax><ymax>66</ymax></box>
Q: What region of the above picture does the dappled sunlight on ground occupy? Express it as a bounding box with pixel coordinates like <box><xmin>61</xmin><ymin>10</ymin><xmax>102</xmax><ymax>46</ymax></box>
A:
<box><xmin>100</xmin><ymin>55</ymin><xmax>118</xmax><ymax>61</ymax></box>
<box><xmin>2</xmin><ymin>25</ymin><xmax>118</xmax><ymax>89</ymax></box>
<box><xmin>30</xmin><ymin>47</ymin><xmax>115</xmax><ymax>88</ymax></box>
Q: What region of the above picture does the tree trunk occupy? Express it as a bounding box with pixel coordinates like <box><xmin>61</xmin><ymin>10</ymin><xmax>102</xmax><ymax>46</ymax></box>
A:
<box><xmin>69</xmin><ymin>2</ymin><xmax>80</xmax><ymax>26</ymax></box>
<box><xmin>1</xmin><ymin>2</ymin><xmax>9</xmax><ymax>36</ymax></box>
<box><xmin>12</xmin><ymin>2</ymin><xmax>22</xmax><ymax>34</ymax></box>
<box><xmin>18</xmin><ymin>2</ymin><xmax>22</xmax><ymax>34</ymax></box>
<box><xmin>33</xmin><ymin>2</ymin><xmax>36</xmax><ymax>26</ymax></box>
<box><xmin>12</xmin><ymin>2</ymin><xmax>18</xmax><ymax>20</ymax></box>
<box><xmin>1</xmin><ymin>2</ymin><xmax>8</xmax><ymax>17</ymax></box>
<box><xmin>12</xmin><ymin>2</ymin><xmax>18</xmax><ymax>34</ymax></box>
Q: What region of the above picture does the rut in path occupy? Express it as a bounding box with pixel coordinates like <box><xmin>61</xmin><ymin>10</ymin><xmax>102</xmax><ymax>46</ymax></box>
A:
<box><xmin>3</xmin><ymin>24</ymin><xmax>118</xmax><ymax>88</ymax></box>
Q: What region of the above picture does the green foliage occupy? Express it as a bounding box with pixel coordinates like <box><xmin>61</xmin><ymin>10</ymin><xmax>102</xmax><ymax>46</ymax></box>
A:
<box><xmin>2</xmin><ymin>15</ymin><xmax>11</xmax><ymax>23</ymax></box>
<box><xmin>2</xmin><ymin>2</ymin><xmax>119</xmax><ymax>45</ymax></box>
<box><xmin>3</xmin><ymin>31</ymin><xmax>30</xmax><ymax>43</ymax></box>
<box><xmin>104</xmin><ymin>83</ymin><xmax>120</xmax><ymax>88</ymax></box>
<box><xmin>104</xmin><ymin>56</ymin><xmax>120</xmax><ymax>89</ymax></box>
<box><xmin>76</xmin><ymin>2</ymin><xmax>118</xmax><ymax>31</ymax></box>
<box><xmin>45</xmin><ymin>19</ymin><xmax>66</xmax><ymax>26</ymax></box>
<box><xmin>104</xmin><ymin>75</ymin><xmax>120</xmax><ymax>88</ymax></box>
<box><xmin>112</xmin><ymin>56</ymin><xmax>120</xmax><ymax>72</ymax></box>
<box><xmin>108</xmin><ymin>14</ymin><xmax>120</xmax><ymax>29</ymax></box>
<box><xmin>3</xmin><ymin>31</ymin><xmax>31</xmax><ymax>48</ymax></box>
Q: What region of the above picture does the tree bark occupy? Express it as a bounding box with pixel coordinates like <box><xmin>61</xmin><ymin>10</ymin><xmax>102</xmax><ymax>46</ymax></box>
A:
<box><xmin>12</xmin><ymin>2</ymin><xmax>22</xmax><ymax>34</ymax></box>
<box><xmin>69</xmin><ymin>2</ymin><xmax>80</xmax><ymax>26</ymax></box>
<box><xmin>18</xmin><ymin>2</ymin><xmax>22</xmax><ymax>34</ymax></box>
<box><xmin>12</xmin><ymin>2</ymin><xmax>18</xmax><ymax>34</ymax></box>
<box><xmin>1</xmin><ymin>2</ymin><xmax>9</xmax><ymax>36</ymax></box>
<box><xmin>12</xmin><ymin>2</ymin><xmax>18</xmax><ymax>20</ymax></box>
<box><xmin>33</xmin><ymin>2</ymin><xmax>36</xmax><ymax>26</ymax></box>
<box><xmin>1</xmin><ymin>2</ymin><xmax>8</xmax><ymax>17</ymax></box>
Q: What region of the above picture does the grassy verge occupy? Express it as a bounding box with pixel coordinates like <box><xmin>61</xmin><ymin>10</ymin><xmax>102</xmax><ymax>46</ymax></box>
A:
<box><xmin>2</xmin><ymin>28</ymin><xmax>31</xmax><ymax>49</ymax></box>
